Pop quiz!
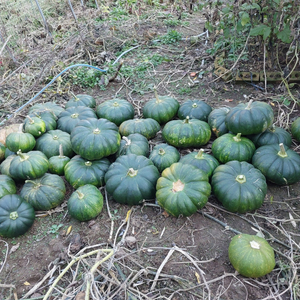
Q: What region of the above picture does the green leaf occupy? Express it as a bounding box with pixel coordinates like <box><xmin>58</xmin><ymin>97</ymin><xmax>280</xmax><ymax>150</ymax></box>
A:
<box><xmin>250</xmin><ymin>24</ymin><xmax>271</xmax><ymax>40</ymax></box>
<box><xmin>241</xmin><ymin>12</ymin><xmax>250</xmax><ymax>26</ymax></box>
<box><xmin>277</xmin><ymin>25</ymin><xmax>293</xmax><ymax>43</ymax></box>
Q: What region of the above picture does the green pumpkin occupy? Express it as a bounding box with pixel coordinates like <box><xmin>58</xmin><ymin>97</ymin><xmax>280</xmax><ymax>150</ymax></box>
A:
<box><xmin>291</xmin><ymin>117</ymin><xmax>300</xmax><ymax>142</ymax></box>
<box><xmin>96</xmin><ymin>99</ymin><xmax>135</xmax><ymax>126</ymax></box>
<box><xmin>179</xmin><ymin>149</ymin><xmax>219</xmax><ymax>178</ymax></box>
<box><xmin>24</xmin><ymin>116</ymin><xmax>46</xmax><ymax>137</ymax></box>
<box><xmin>67</xmin><ymin>184</ymin><xmax>103</xmax><ymax>222</ymax></box>
<box><xmin>9</xmin><ymin>150</ymin><xmax>49</xmax><ymax>181</ymax></box>
<box><xmin>48</xmin><ymin>144</ymin><xmax>71</xmax><ymax>175</ymax></box>
<box><xmin>228</xmin><ymin>234</ymin><xmax>275</xmax><ymax>278</ymax></box>
<box><xmin>57</xmin><ymin>106</ymin><xmax>97</xmax><ymax>133</ymax></box>
<box><xmin>252</xmin><ymin>143</ymin><xmax>300</xmax><ymax>185</ymax></box>
<box><xmin>212</xmin><ymin>133</ymin><xmax>256</xmax><ymax>163</ymax></box>
<box><xmin>64</xmin><ymin>156</ymin><xmax>110</xmax><ymax>188</ymax></box>
<box><xmin>105</xmin><ymin>154</ymin><xmax>160</xmax><ymax>205</ymax></box>
<box><xmin>178</xmin><ymin>100</ymin><xmax>212</xmax><ymax>121</ymax></box>
<box><xmin>5</xmin><ymin>148</ymin><xmax>16</xmax><ymax>158</ymax></box>
<box><xmin>211</xmin><ymin>161</ymin><xmax>267</xmax><ymax>213</ymax></box>
<box><xmin>143</xmin><ymin>91</ymin><xmax>179</xmax><ymax>124</ymax></box>
<box><xmin>225</xmin><ymin>100</ymin><xmax>274</xmax><ymax>135</ymax></box>
<box><xmin>0</xmin><ymin>174</ymin><xmax>17</xmax><ymax>198</ymax></box>
<box><xmin>71</xmin><ymin>118</ymin><xmax>121</xmax><ymax>160</ymax></box>
<box><xmin>65</xmin><ymin>94</ymin><xmax>96</xmax><ymax>109</ymax></box>
<box><xmin>0</xmin><ymin>155</ymin><xmax>16</xmax><ymax>176</ymax></box>
<box><xmin>149</xmin><ymin>143</ymin><xmax>180</xmax><ymax>173</ymax></box>
<box><xmin>115</xmin><ymin>133</ymin><xmax>149</xmax><ymax>158</ymax></box>
<box><xmin>162</xmin><ymin>116</ymin><xmax>211</xmax><ymax>148</ymax></box>
<box><xmin>29</xmin><ymin>109</ymin><xmax>57</xmax><ymax>131</ymax></box>
<box><xmin>119</xmin><ymin>118</ymin><xmax>160</xmax><ymax>140</ymax></box>
<box><xmin>20</xmin><ymin>173</ymin><xmax>66</xmax><ymax>211</ymax></box>
<box><xmin>0</xmin><ymin>194</ymin><xmax>35</xmax><ymax>238</ymax></box>
<box><xmin>35</xmin><ymin>129</ymin><xmax>74</xmax><ymax>158</ymax></box>
<box><xmin>29</xmin><ymin>102</ymin><xmax>64</xmax><ymax>117</ymax></box>
<box><xmin>0</xmin><ymin>142</ymin><xmax>5</xmax><ymax>162</ymax></box>
<box><xmin>208</xmin><ymin>107</ymin><xmax>231</xmax><ymax>137</ymax></box>
<box><xmin>156</xmin><ymin>162</ymin><xmax>211</xmax><ymax>217</ymax></box>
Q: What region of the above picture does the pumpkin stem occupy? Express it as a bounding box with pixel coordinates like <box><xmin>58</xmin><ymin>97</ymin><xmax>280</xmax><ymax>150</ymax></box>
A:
<box><xmin>18</xmin><ymin>124</ymin><xmax>24</xmax><ymax>133</ymax></box>
<box><xmin>26</xmin><ymin>116</ymin><xmax>35</xmax><ymax>124</ymax></box>
<box><xmin>278</xmin><ymin>143</ymin><xmax>288</xmax><ymax>158</ymax></box>
<box><xmin>127</xmin><ymin>168</ymin><xmax>138</xmax><ymax>177</ymax></box>
<box><xmin>71</xmin><ymin>113</ymin><xmax>79</xmax><ymax>119</ymax></box>
<box><xmin>172</xmin><ymin>179</ymin><xmax>185</xmax><ymax>192</ymax></box>
<box><xmin>69</xmin><ymin>91</ymin><xmax>79</xmax><ymax>102</ymax></box>
<box><xmin>113</xmin><ymin>101</ymin><xmax>120</xmax><ymax>107</ymax></box>
<box><xmin>154</xmin><ymin>89</ymin><xmax>162</xmax><ymax>103</ymax></box>
<box><xmin>233</xmin><ymin>133</ymin><xmax>242</xmax><ymax>142</ymax></box>
<box><xmin>25</xmin><ymin>180</ymin><xmax>41</xmax><ymax>188</ymax></box>
<box><xmin>53</xmin><ymin>135</ymin><xmax>59</xmax><ymax>140</ymax></box>
<box><xmin>85</xmin><ymin>161</ymin><xmax>92</xmax><ymax>167</ymax></box>
<box><xmin>236</xmin><ymin>174</ymin><xmax>246</xmax><ymax>183</ymax></box>
<box><xmin>76</xmin><ymin>191</ymin><xmax>85</xmax><ymax>199</ymax></box>
<box><xmin>58</xmin><ymin>144</ymin><xmax>65</xmax><ymax>157</ymax></box>
<box><xmin>269</xmin><ymin>124</ymin><xmax>276</xmax><ymax>132</ymax></box>
<box><xmin>9</xmin><ymin>211</ymin><xmax>18</xmax><ymax>220</ymax></box>
<box><xmin>250</xmin><ymin>240</ymin><xmax>260</xmax><ymax>249</ymax></box>
<box><xmin>245</xmin><ymin>100</ymin><xmax>253</xmax><ymax>110</ymax></box>
<box><xmin>93</xmin><ymin>128</ymin><xmax>101</xmax><ymax>134</ymax></box>
<box><xmin>17</xmin><ymin>150</ymin><xmax>29</xmax><ymax>161</ymax></box>
<box><xmin>192</xmin><ymin>102</ymin><xmax>198</xmax><ymax>108</ymax></box>
<box><xmin>158</xmin><ymin>148</ymin><xmax>165</xmax><ymax>155</ymax></box>
<box><xmin>184</xmin><ymin>116</ymin><xmax>190</xmax><ymax>124</ymax></box>
<box><xmin>122</xmin><ymin>136</ymin><xmax>131</xmax><ymax>146</ymax></box>
<box><xmin>195</xmin><ymin>149</ymin><xmax>204</xmax><ymax>159</ymax></box>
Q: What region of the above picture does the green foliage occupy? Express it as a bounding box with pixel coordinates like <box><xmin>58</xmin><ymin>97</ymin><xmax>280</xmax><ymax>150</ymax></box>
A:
<box><xmin>160</xmin><ymin>30</ymin><xmax>182</xmax><ymax>44</ymax></box>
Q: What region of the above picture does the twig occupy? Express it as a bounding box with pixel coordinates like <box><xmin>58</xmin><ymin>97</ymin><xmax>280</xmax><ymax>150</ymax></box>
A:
<box><xmin>0</xmin><ymin>35</ymin><xmax>12</xmax><ymax>56</ymax></box>
<box><xmin>0</xmin><ymin>240</ymin><xmax>8</xmax><ymax>274</ymax></box>
<box><xmin>105</xmin><ymin>188</ymin><xmax>114</xmax><ymax>244</ymax></box>
<box><xmin>263</xmin><ymin>43</ymin><xmax>267</xmax><ymax>93</ymax></box>
<box><xmin>0</xmin><ymin>284</ymin><xmax>18</xmax><ymax>300</ymax></box>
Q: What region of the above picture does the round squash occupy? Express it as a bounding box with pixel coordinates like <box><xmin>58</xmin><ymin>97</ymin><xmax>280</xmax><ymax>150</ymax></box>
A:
<box><xmin>0</xmin><ymin>174</ymin><xmax>17</xmax><ymax>198</ymax></box>
<box><xmin>228</xmin><ymin>234</ymin><xmax>276</xmax><ymax>278</ymax></box>
<box><xmin>0</xmin><ymin>155</ymin><xmax>16</xmax><ymax>177</ymax></box>
<box><xmin>24</xmin><ymin>116</ymin><xmax>46</xmax><ymax>137</ymax></box>
<box><xmin>29</xmin><ymin>102</ymin><xmax>64</xmax><ymax>117</ymax></box>
<box><xmin>156</xmin><ymin>162</ymin><xmax>211</xmax><ymax>217</ymax></box>
<box><xmin>48</xmin><ymin>144</ymin><xmax>71</xmax><ymax>175</ymax></box>
<box><xmin>29</xmin><ymin>109</ymin><xmax>57</xmax><ymax>131</ymax></box>
<box><xmin>291</xmin><ymin>117</ymin><xmax>300</xmax><ymax>142</ymax></box>
<box><xmin>65</xmin><ymin>94</ymin><xmax>96</xmax><ymax>109</ymax></box>
<box><xmin>178</xmin><ymin>99</ymin><xmax>212</xmax><ymax>121</ymax></box>
<box><xmin>211</xmin><ymin>161</ymin><xmax>267</xmax><ymax>213</ymax></box>
<box><xmin>0</xmin><ymin>123</ymin><xmax>23</xmax><ymax>146</ymax></box>
<box><xmin>208</xmin><ymin>107</ymin><xmax>231</xmax><ymax>137</ymax></box>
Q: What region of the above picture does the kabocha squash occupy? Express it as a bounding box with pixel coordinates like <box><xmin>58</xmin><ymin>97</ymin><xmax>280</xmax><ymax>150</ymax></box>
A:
<box><xmin>0</xmin><ymin>155</ymin><xmax>16</xmax><ymax>177</ymax></box>
<box><xmin>162</xmin><ymin>116</ymin><xmax>211</xmax><ymax>148</ymax></box>
<box><xmin>211</xmin><ymin>161</ymin><xmax>267</xmax><ymax>213</ymax></box>
<box><xmin>178</xmin><ymin>100</ymin><xmax>212</xmax><ymax>121</ymax></box>
<box><xmin>252</xmin><ymin>143</ymin><xmax>300</xmax><ymax>185</ymax></box>
<box><xmin>212</xmin><ymin>133</ymin><xmax>255</xmax><ymax>163</ymax></box>
<box><xmin>96</xmin><ymin>99</ymin><xmax>135</xmax><ymax>126</ymax></box>
<box><xmin>57</xmin><ymin>106</ymin><xmax>97</xmax><ymax>133</ymax></box>
<box><xmin>29</xmin><ymin>109</ymin><xmax>57</xmax><ymax>131</ymax></box>
<box><xmin>0</xmin><ymin>175</ymin><xmax>17</xmax><ymax>198</ymax></box>
<box><xmin>208</xmin><ymin>107</ymin><xmax>231</xmax><ymax>137</ymax></box>
<box><xmin>119</xmin><ymin>118</ymin><xmax>160</xmax><ymax>140</ymax></box>
<box><xmin>115</xmin><ymin>134</ymin><xmax>149</xmax><ymax>158</ymax></box>
<box><xmin>225</xmin><ymin>100</ymin><xmax>274</xmax><ymax>135</ymax></box>
<box><xmin>105</xmin><ymin>154</ymin><xmax>160</xmax><ymax>205</ymax></box>
<box><xmin>67</xmin><ymin>184</ymin><xmax>103</xmax><ymax>222</ymax></box>
<box><xmin>291</xmin><ymin>117</ymin><xmax>300</xmax><ymax>142</ymax></box>
<box><xmin>71</xmin><ymin>118</ymin><xmax>121</xmax><ymax>160</ymax></box>
<box><xmin>156</xmin><ymin>162</ymin><xmax>211</xmax><ymax>217</ymax></box>
<box><xmin>0</xmin><ymin>123</ymin><xmax>22</xmax><ymax>145</ymax></box>
<box><xmin>5</xmin><ymin>148</ymin><xmax>15</xmax><ymax>159</ymax></box>
<box><xmin>143</xmin><ymin>91</ymin><xmax>179</xmax><ymax>124</ymax></box>
<box><xmin>149</xmin><ymin>143</ymin><xmax>180</xmax><ymax>173</ymax></box>
<box><xmin>65</xmin><ymin>94</ymin><xmax>96</xmax><ymax>109</ymax></box>
<box><xmin>29</xmin><ymin>102</ymin><xmax>64</xmax><ymax>117</ymax></box>
<box><xmin>64</xmin><ymin>156</ymin><xmax>110</xmax><ymax>188</ymax></box>
<box><xmin>24</xmin><ymin>116</ymin><xmax>46</xmax><ymax>137</ymax></box>
<box><xmin>20</xmin><ymin>173</ymin><xmax>66</xmax><ymax>211</ymax></box>
<box><xmin>179</xmin><ymin>149</ymin><xmax>219</xmax><ymax>178</ymax></box>
<box><xmin>48</xmin><ymin>144</ymin><xmax>71</xmax><ymax>175</ymax></box>
<box><xmin>0</xmin><ymin>194</ymin><xmax>35</xmax><ymax>238</ymax></box>
<box><xmin>228</xmin><ymin>234</ymin><xmax>275</xmax><ymax>278</ymax></box>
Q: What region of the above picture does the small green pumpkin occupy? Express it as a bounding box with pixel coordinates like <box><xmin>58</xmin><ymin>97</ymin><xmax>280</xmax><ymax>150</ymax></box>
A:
<box><xmin>228</xmin><ymin>234</ymin><xmax>275</xmax><ymax>278</ymax></box>
<box><xmin>178</xmin><ymin>99</ymin><xmax>212</xmax><ymax>121</ymax></box>
<box><xmin>28</xmin><ymin>109</ymin><xmax>57</xmax><ymax>131</ymax></box>
<box><xmin>48</xmin><ymin>144</ymin><xmax>71</xmax><ymax>175</ymax></box>
<box><xmin>208</xmin><ymin>107</ymin><xmax>231</xmax><ymax>137</ymax></box>
<box><xmin>0</xmin><ymin>155</ymin><xmax>16</xmax><ymax>177</ymax></box>
<box><xmin>65</xmin><ymin>94</ymin><xmax>96</xmax><ymax>109</ymax></box>
<box><xmin>0</xmin><ymin>174</ymin><xmax>17</xmax><ymax>198</ymax></box>
<box><xmin>24</xmin><ymin>116</ymin><xmax>46</xmax><ymax>137</ymax></box>
<box><xmin>291</xmin><ymin>117</ymin><xmax>300</xmax><ymax>142</ymax></box>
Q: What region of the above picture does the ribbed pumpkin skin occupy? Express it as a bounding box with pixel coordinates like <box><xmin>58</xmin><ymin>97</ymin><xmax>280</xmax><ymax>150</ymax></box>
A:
<box><xmin>212</xmin><ymin>133</ymin><xmax>255</xmax><ymax>163</ymax></box>
<box><xmin>57</xmin><ymin>106</ymin><xmax>97</xmax><ymax>134</ymax></box>
<box><xmin>105</xmin><ymin>154</ymin><xmax>160</xmax><ymax>205</ymax></box>
<box><xmin>0</xmin><ymin>174</ymin><xmax>17</xmax><ymax>198</ymax></box>
<box><xmin>115</xmin><ymin>134</ymin><xmax>149</xmax><ymax>158</ymax></box>
<box><xmin>179</xmin><ymin>149</ymin><xmax>219</xmax><ymax>178</ymax></box>
<box><xmin>208</xmin><ymin>107</ymin><xmax>231</xmax><ymax>137</ymax></box>
<box><xmin>35</xmin><ymin>129</ymin><xmax>74</xmax><ymax>158</ymax></box>
<box><xmin>49</xmin><ymin>155</ymin><xmax>70</xmax><ymax>176</ymax></box>
<box><xmin>24</xmin><ymin>117</ymin><xmax>46</xmax><ymax>137</ymax></box>
<box><xmin>156</xmin><ymin>163</ymin><xmax>211</xmax><ymax>217</ymax></box>
<box><xmin>67</xmin><ymin>184</ymin><xmax>103</xmax><ymax>222</ymax></box>
<box><xmin>252</xmin><ymin>144</ymin><xmax>300</xmax><ymax>185</ymax></box>
<box><xmin>0</xmin><ymin>194</ymin><xmax>35</xmax><ymax>238</ymax></box>
<box><xmin>96</xmin><ymin>99</ymin><xmax>135</xmax><ymax>126</ymax></box>
<box><xmin>65</xmin><ymin>94</ymin><xmax>96</xmax><ymax>109</ymax></box>
<box><xmin>119</xmin><ymin>118</ymin><xmax>161</xmax><ymax>140</ymax></box>
<box><xmin>228</xmin><ymin>234</ymin><xmax>275</xmax><ymax>278</ymax></box>
<box><xmin>211</xmin><ymin>161</ymin><xmax>267</xmax><ymax>213</ymax></box>
<box><xmin>64</xmin><ymin>156</ymin><xmax>110</xmax><ymax>188</ymax></box>
<box><xmin>29</xmin><ymin>109</ymin><xmax>57</xmax><ymax>131</ymax></box>
<box><xmin>291</xmin><ymin>117</ymin><xmax>300</xmax><ymax>142</ymax></box>
<box><xmin>9</xmin><ymin>151</ymin><xmax>49</xmax><ymax>181</ymax></box>
<box><xmin>6</xmin><ymin>130</ymin><xmax>36</xmax><ymax>153</ymax></box>
<box><xmin>143</xmin><ymin>95</ymin><xmax>179</xmax><ymax>124</ymax></box>
<box><xmin>20</xmin><ymin>173</ymin><xmax>66</xmax><ymax>211</ymax></box>
<box><xmin>162</xmin><ymin>117</ymin><xmax>211</xmax><ymax>148</ymax></box>
<box><xmin>178</xmin><ymin>100</ymin><xmax>212</xmax><ymax>122</ymax></box>
<box><xmin>29</xmin><ymin>102</ymin><xmax>64</xmax><ymax>117</ymax></box>
<box><xmin>71</xmin><ymin>118</ymin><xmax>121</xmax><ymax>160</ymax></box>
<box><xmin>225</xmin><ymin>101</ymin><xmax>274</xmax><ymax>135</ymax></box>
<box><xmin>0</xmin><ymin>155</ymin><xmax>16</xmax><ymax>176</ymax></box>
<box><xmin>149</xmin><ymin>143</ymin><xmax>180</xmax><ymax>173</ymax></box>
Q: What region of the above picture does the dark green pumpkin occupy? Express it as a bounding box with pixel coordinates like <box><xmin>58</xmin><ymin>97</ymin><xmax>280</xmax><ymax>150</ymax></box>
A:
<box><xmin>178</xmin><ymin>100</ymin><xmax>212</xmax><ymax>121</ymax></box>
<box><xmin>0</xmin><ymin>194</ymin><xmax>35</xmax><ymax>238</ymax></box>
<box><xmin>156</xmin><ymin>162</ymin><xmax>211</xmax><ymax>217</ymax></box>
<box><xmin>212</xmin><ymin>133</ymin><xmax>256</xmax><ymax>163</ymax></box>
<box><xmin>211</xmin><ymin>161</ymin><xmax>267</xmax><ymax>213</ymax></box>
<box><xmin>48</xmin><ymin>144</ymin><xmax>71</xmax><ymax>175</ymax></box>
<box><xmin>64</xmin><ymin>156</ymin><xmax>110</xmax><ymax>188</ymax></box>
<box><xmin>67</xmin><ymin>184</ymin><xmax>103</xmax><ymax>222</ymax></box>
<box><xmin>162</xmin><ymin>116</ymin><xmax>211</xmax><ymax>148</ymax></box>
<box><xmin>208</xmin><ymin>107</ymin><xmax>231</xmax><ymax>137</ymax></box>
<box><xmin>20</xmin><ymin>173</ymin><xmax>66</xmax><ymax>211</ymax></box>
<box><xmin>252</xmin><ymin>143</ymin><xmax>300</xmax><ymax>185</ymax></box>
<box><xmin>149</xmin><ymin>143</ymin><xmax>180</xmax><ymax>173</ymax></box>
<box><xmin>29</xmin><ymin>102</ymin><xmax>64</xmax><ymax>117</ymax></box>
<box><xmin>291</xmin><ymin>117</ymin><xmax>300</xmax><ymax>142</ymax></box>
<box><xmin>0</xmin><ymin>174</ymin><xmax>17</xmax><ymax>198</ymax></box>
<box><xmin>105</xmin><ymin>154</ymin><xmax>160</xmax><ymax>205</ymax></box>
<box><xmin>65</xmin><ymin>94</ymin><xmax>96</xmax><ymax>109</ymax></box>
<box><xmin>96</xmin><ymin>99</ymin><xmax>135</xmax><ymax>126</ymax></box>
<box><xmin>71</xmin><ymin>118</ymin><xmax>121</xmax><ymax>160</ymax></box>
<box><xmin>29</xmin><ymin>109</ymin><xmax>57</xmax><ymax>131</ymax></box>
<box><xmin>0</xmin><ymin>155</ymin><xmax>16</xmax><ymax>177</ymax></box>
<box><xmin>24</xmin><ymin>116</ymin><xmax>46</xmax><ymax>137</ymax></box>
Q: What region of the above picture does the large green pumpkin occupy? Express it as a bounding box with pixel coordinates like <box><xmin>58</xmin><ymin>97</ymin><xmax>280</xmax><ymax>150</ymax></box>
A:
<box><xmin>211</xmin><ymin>161</ymin><xmax>267</xmax><ymax>213</ymax></box>
<box><xmin>0</xmin><ymin>174</ymin><xmax>17</xmax><ymax>198</ymax></box>
<box><xmin>65</xmin><ymin>94</ymin><xmax>96</xmax><ymax>109</ymax></box>
<box><xmin>228</xmin><ymin>234</ymin><xmax>275</xmax><ymax>278</ymax></box>
<box><xmin>28</xmin><ymin>109</ymin><xmax>57</xmax><ymax>131</ymax></box>
<box><xmin>291</xmin><ymin>117</ymin><xmax>300</xmax><ymax>142</ymax></box>
<box><xmin>20</xmin><ymin>173</ymin><xmax>66</xmax><ymax>211</ymax></box>
<box><xmin>178</xmin><ymin>99</ymin><xmax>212</xmax><ymax>122</ymax></box>
<box><xmin>67</xmin><ymin>184</ymin><xmax>103</xmax><ymax>222</ymax></box>
<box><xmin>105</xmin><ymin>154</ymin><xmax>160</xmax><ymax>205</ymax></box>
<box><xmin>0</xmin><ymin>194</ymin><xmax>35</xmax><ymax>238</ymax></box>
<box><xmin>156</xmin><ymin>162</ymin><xmax>211</xmax><ymax>217</ymax></box>
<box><xmin>162</xmin><ymin>116</ymin><xmax>211</xmax><ymax>148</ymax></box>
<box><xmin>208</xmin><ymin>107</ymin><xmax>231</xmax><ymax>137</ymax></box>
<box><xmin>71</xmin><ymin>118</ymin><xmax>121</xmax><ymax>160</ymax></box>
<box><xmin>252</xmin><ymin>143</ymin><xmax>300</xmax><ymax>185</ymax></box>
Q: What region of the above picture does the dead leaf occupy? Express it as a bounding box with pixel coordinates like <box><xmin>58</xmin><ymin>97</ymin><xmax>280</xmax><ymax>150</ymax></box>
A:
<box><xmin>23</xmin><ymin>281</ymin><xmax>30</xmax><ymax>286</ymax></box>
<box><xmin>66</xmin><ymin>225</ymin><xmax>72</xmax><ymax>235</ymax></box>
<box><xmin>75</xmin><ymin>291</ymin><xmax>85</xmax><ymax>300</ymax></box>
<box><xmin>162</xmin><ymin>211</ymin><xmax>169</xmax><ymax>217</ymax></box>
<box><xmin>190</xmin><ymin>72</ymin><xmax>197</xmax><ymax>77</ymax></box>
<box><xmin>195</xmin><ymin>271</ymin><xmax>201</xmax><ymax>283</ymax></box>
<box><xmin>9</xmin><ymin>243</ymin><xmax>20</xmax><ymax>254</ymax></box>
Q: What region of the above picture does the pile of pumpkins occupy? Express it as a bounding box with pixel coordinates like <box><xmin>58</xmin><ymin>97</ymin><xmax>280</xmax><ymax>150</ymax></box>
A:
<box><xmin>1</xmin><ymin>91</ymin><xmax>300</xmax><ymax>278</ymax></box>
